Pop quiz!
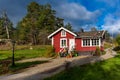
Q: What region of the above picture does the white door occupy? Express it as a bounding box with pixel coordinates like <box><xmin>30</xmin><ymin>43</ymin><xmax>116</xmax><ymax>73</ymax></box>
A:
<box><xmin>69</xmin><ymin>39</ymin><xmax>75</xmax><ymax>51</ymax></box>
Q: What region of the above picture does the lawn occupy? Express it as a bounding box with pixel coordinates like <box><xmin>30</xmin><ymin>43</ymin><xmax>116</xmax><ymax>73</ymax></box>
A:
<box><xmin>45</xmin><ymin>53</ymin><xmax>120</xmax><ymax>80</ymax></box>
<box><xmin>0</xmin><ymin>45</ymin><xmax>55</xmax><ymax>61</ymax></box>
<box><xmin>0</xmin><ymin>45</ymin><xmax>53</xmax><ymax>75</ymax></box>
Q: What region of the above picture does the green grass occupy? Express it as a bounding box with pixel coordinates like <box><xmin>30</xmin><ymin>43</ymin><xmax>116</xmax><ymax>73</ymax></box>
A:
<box><xmin>0</xmin><ymin>60</ymin><xmax>48</xmax><ymax>75</ymax></box>
<box><xmin>0</xmin><ymin>45</ymin><xmax>55</xmax><ymax>61</ymax></box>
<box><xmin>45</xmin><ymin>53</ymin><xmax>120</xmax><ymax>80</ymax></box>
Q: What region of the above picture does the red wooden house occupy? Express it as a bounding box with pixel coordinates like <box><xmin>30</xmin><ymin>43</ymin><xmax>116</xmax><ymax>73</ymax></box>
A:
<box><xmin>48</xmin><ymin>27</ymin><xmax>106</xmax><ymax>53</ymax></box>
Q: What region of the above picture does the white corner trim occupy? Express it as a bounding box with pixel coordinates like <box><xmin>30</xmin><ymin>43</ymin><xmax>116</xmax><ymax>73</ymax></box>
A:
<box><xmin>51</xmin><ymin>37</ymin><xmax>54</xmax><ymax>46</ymax></box>
<box><xmin>48</xmin><ymin>27</ymin><xmax>77</xmax><ymax>39</ymax></box>
<box><xmin>81</xmin><ymin>39</ymin><xmax>83</xmax><ymax>47</ymax></box>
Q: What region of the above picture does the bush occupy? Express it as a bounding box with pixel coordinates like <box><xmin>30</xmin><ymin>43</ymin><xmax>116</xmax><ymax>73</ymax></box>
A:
<box><xmin>113</xmin><ymin>46</ymin><xmax>120</xmax><ymax>51</ymax></box>
<box><xmin>94</xmin><ymin>47</ymin><xmax>106</xmax><ymax>56</ymax></box>
<box><xmin>116</xmin><ymin>34</ymin><xmax>120</xmax><ymax>45</ymax></box>
<box><xmin>0</xmin><ymin>60</ymin><xmax>11</xmax><ymax>75</ymax></box>
<box><xmin>71</xmin><ymin>50</ymin><xmax>78</xmax><ymax>57</ymax></box>
<box><xmin>94</xmin><ymin>47</ymin><xmax>101</xmax><ymax>56</ymax></box>
<box><xmin>44</xmin><ymin>46</ymin><xmax>56</xmax><ymax>57</ymax></box>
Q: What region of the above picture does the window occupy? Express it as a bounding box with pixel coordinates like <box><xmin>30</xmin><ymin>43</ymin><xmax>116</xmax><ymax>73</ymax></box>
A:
<box><xmin>60</xmin><ymin>38</ymin><xmax>67</xmax><ymax>48</ymax></box>
<box><xmin>83</xmin><ymin>39</ymin><xmax>90</xmax><ymax>46</ymax></box>
<box><xmin>61</xmin><ymin>30</ymin><xmax>66</xmax><ymax>37</ymax></box>
<box><xmin>92</xmin><ymin>39</ymin><xmax>99</xmax><ymax>46</ymax></box>
<box><xmin>82</xmin><ymin>39</ymin><xmax>99</xmax><ymax>47</ymax></box>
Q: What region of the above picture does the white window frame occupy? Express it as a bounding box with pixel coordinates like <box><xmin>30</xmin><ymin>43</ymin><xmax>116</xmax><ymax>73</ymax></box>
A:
<box><xmin>61</xmin><ymin>30</ymin><xmax>66</xmax><ymax>37</ymax></box>
<box><xmin>91</xmin><ymin>39</ymin><xmax>99</xmax><ymax>46</ymax></box>
<box><xmin>60</xmin><ymin>38</ymin><xmax>67</xmax><ymax>48</ymax></box>
<box><xmin>82</xmin><ymin>39</ymin><xmax>100</xmax><ymax>47</ymax></box>
<box><xmin>82</xmin><ymin>39</ymin><xmax>90</xmax><ymax>47</ymax></box>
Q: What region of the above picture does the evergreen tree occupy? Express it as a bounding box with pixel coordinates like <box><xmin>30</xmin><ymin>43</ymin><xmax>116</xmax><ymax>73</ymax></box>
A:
<box><xmin>16</xmin><ymin>2</ymin><xmax>58</xmax><ymax>45</ymax></box>
<box><xmin>65</xmin><ymin>22</ymin><xmax>73</xmax><ymax>31</ymax></box>
<box><xmin>16</xmin><ymin>2</ymin><xmax>74</xmax><ymax>45</ymax></box>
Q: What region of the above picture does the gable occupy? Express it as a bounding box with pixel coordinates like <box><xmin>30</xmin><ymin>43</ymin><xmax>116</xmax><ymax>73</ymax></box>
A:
<box><xmin>48</xmin><ymin>27</ymin><xmax>77</xmax><ymax>39</ymax></box>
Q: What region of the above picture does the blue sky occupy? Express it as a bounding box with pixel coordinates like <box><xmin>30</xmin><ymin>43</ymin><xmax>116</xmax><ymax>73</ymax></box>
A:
<box><xmin>0</xmin><ymin>0</ymin><xmax>120</xmax><ymax>34</ymax></box>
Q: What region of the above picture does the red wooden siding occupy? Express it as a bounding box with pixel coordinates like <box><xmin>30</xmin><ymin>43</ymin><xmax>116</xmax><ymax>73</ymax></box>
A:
<box><xmin>75</xmin><ymin>38</ymin><xmax>96</xmax><ymax>52</ymax></box>
<box><xmin>53</xmin><ymin>30</ymin><xmax>74</xmax><ymax>53</ymax></box>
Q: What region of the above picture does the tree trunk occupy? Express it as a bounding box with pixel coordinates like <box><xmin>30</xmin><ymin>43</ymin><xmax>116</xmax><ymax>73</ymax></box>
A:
<box><xmin>5</xmin><ymin>25</ymin><xmax>10</xmax><ymax>39</ymax></box>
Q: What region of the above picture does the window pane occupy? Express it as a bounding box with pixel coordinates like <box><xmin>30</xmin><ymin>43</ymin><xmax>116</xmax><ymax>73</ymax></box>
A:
<box><xmin>83</xmin><ymin>39</ymin><xmax>90</xmax><ymax>46</ymax></box>
<box><xmin>63</xmin><ymin>40</ymin><xmax>66</xmax><ymax>46</ymax></box>
<box><xmin>61</xmin><ymin>39</ymin><xmax>67</xmax><ymax>48</ymax></box>
<box><xmin>61</xmin><ymin>30</ymin><xmax>66</xmax><ymax>36</ymax></box>
<box><xmin>91</xmin><ymin>39</ymin><xmax>99</xmax><ymax>46</ymax></box>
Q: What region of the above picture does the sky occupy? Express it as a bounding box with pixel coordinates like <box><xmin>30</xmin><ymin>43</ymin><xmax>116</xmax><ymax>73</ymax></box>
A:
<box><xmin>0</xmin><ymin>0</ymin><xmax>120</xmax><ymax>35</ymax></box>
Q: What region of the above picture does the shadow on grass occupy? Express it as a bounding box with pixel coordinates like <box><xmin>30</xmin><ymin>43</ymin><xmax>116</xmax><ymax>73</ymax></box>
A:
<box><xmin>45</xmin><ymin>55</ymin><xmax>120</xmax><ymax>80</ymax></box>
<box><xmin>10</xmin><ymin>60</ymin><xmax>49</xmax><ymax>72</ymax></box>
<box><xmin>0</xmin><ymin>60</ymin><xmax>48</xmax><ymax>75</ymax></box>
<box><xmin>0</xmin><ymin>56</ymin><xmax>26</xmax><ymax>62</ymax></box>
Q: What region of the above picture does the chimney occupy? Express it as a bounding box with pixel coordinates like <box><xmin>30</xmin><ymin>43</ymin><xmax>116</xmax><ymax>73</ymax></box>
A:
<box><xmin>80</xmin><ymin>28</ymin><xmax>84</xmax><ymax>32</ymax></box>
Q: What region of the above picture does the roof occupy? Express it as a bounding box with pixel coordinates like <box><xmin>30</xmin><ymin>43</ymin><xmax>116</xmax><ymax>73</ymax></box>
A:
<box><xmin>48</xmin><ymin>27</ymin><xmax>77</xmax><ymax>39</ymax></box>
<box><xmin>76</xmin><ymin>30</ymin><xmax>106</xmax><ymax>39</ymax></box>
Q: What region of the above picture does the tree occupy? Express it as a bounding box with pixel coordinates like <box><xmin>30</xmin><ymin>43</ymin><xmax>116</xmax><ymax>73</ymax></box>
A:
<box><xmin>0</xmin><ymin>18</ymin><xmax>6</xmax><ymax>38</ymax></box>
<box><xmin>16</xmin><ymin>2</ymin><xmax>58</xmax><ymax>45</ymax></box>
<box><xmin>16</xmin><ymin>2</ymin><xmax>74</xmax><ymax>45</ymax></box>
<box><xmin>55</xmin><ymin>17</ymin><xmax>64</xmax><ymax>30</ymax></box>
<box><xmin>0</xmin><ymin>11</ymin><xmax>14</xmax><ymax>39</ymax></box>
<box><xmin>116</xmin><ymin>34</ymin><xmax>120</xmax><ymax>45</ymax></box>
<box><xmin>65</xmin><ymin>22</ymin><xmax>73</xmax><ymax>31</ymax></box>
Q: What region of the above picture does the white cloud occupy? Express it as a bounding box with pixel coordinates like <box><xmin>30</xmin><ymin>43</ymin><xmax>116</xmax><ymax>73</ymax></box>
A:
<box><xmin>102</xmin><ymin>14</ymin><xmax>120</xmax><ymax>34</ymax></box>
<box><xmin>57</xmin><ymin>3</ymin><xmax>100</xmax><ymax>21</ymax></box>
<box><xmin>54</xmin><ymin>2</ymin><xmax>101</xmax><ymax>31</ymax></box>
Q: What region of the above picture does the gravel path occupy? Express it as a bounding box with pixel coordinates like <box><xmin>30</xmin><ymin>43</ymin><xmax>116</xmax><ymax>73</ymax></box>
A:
<box><xmin>0</xmin><ymin>48</ymin><xmax>117</xmax><ymax>80</ymax></box>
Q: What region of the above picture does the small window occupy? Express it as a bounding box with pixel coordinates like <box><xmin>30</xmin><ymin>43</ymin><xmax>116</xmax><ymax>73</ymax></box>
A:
<box><xmin>60</xmin><ymin>38</ymin><xmax>67</xmax><ymax>48</ymax></box>
<box><xmin>61</xmin><ymin>30</ymin><xmax>66</xmax><ymax>37</ymax></box>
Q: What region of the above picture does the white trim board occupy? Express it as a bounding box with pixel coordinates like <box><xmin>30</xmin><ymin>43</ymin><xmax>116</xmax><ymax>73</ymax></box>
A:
<box><xmin>48</xmin><ymin>27</ymin><xmax>77</xmax><ymax>39</ymax></box>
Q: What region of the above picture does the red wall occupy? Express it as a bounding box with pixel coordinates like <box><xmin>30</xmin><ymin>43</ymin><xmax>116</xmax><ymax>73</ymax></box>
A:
<box><xmin>53</xmin><ymin>30</ymin><xmax>74</xmax><ymax>53</ymax></box>
<box><xmin>52</xmin><ymin>31</ymin><xmax>98</xmax><ymax>53</ymax></box>
<box><xmin>75</xmin><ymin>38</ymin><xmax>96</xmax><ymax>52</ymax></box>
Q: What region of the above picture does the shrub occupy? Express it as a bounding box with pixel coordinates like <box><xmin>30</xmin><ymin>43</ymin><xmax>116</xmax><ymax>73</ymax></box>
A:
<box><xmin>94</xmin><ymin>47</ymin><xmax>101</xmax><ymax>56</ymax></box>
<box><xmin>113</xmin><ymin>46</ymin><xmax>120</xmax><ymax>51</ymax></box>
<box><xmin>94</xmin><ymin>47</ymin><xmax>106</xmax><ymax>56</ymax></box>
<box><xmin>0</xmin><ymin>60</ymin><xmax>11</xmax><ymax>75</ymax></box>
<box><xmin>71</xmin><ymin>49</ymin><xmax>78</xmax><ymax>57</ymax></box>
<box><xmin>116</xmin><ymin>34</ymin><xmax>120</xmax><ymax>45</ymax></box>
<box><xmin>44</xmin><ymin>46</ymin><xmax>56</xmax><ymax>57</ymax></box>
